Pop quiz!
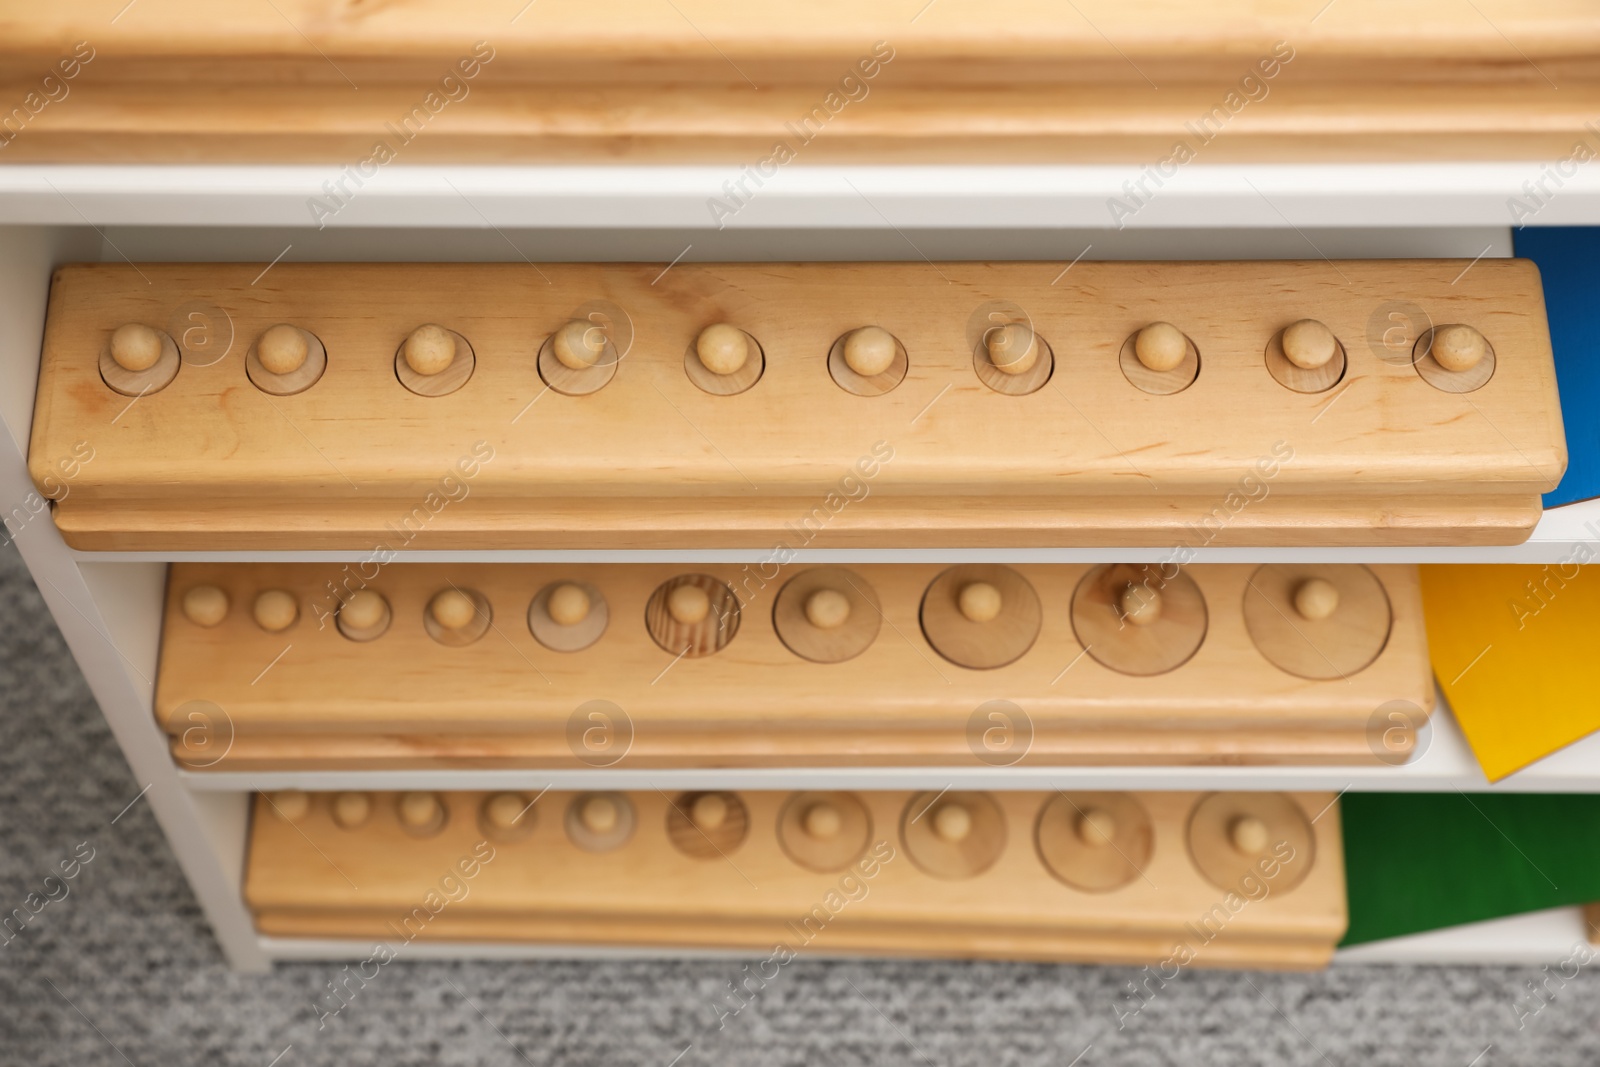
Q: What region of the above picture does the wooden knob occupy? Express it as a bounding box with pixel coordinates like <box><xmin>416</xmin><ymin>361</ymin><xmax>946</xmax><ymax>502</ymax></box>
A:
<box><xmin>1119</xmin><ymin>583</ymin><xmax>1161</xmax><ymax>626</ymax></box>
<box><xmin>253</xmin><ymin>590</ymin><xmax>298</xmax><ymax>632</ymax></box>
<box><xmin>695</xmin><ymin>323</ymin><xmax>750</xmax><ymax>376</ymax></box>
<box><xmin>340</xmin><ymin>589</ymin><xmax>387</xmax><ymax>630</ymax></box>
<box><xmin>932</xmin><ymin>802</ymin><xmax>972</xmax><ymax>843</ymax></box>
<box><xmin>257</xmin><ymin>324</ymin><xmax>308</xmax><ymax>375</ymax></box>
<box><xmin>843</xmin><ymin>326</ymin><xmax>897</xmax><ymax>377</ymax></box>
<box><xmin>804</xmin><ymin>588</ymin><xmax>852</xmax><ymax>629</ymax></box>
<box><xmin>1076</xmin><ymin>808</ymin><xmax>1118</xmax><ymax>846</ymax></box>
<box><xmin>986</xmin><ymin>323</ymin><xmax>1039</xmax><ymax>376</ymax></box>
<box><xmin>182</xmin><ymin>585</ymin><xmax>229</xmax><ymax>627</ymax></box>
<box><xmin>553</xmin><ymin>319</ymin><xmax>606</xmax><ymax>370</ymax></box>
<box><xmin>1433</xmin><ymin>324</ymin><xmax>1487</xmax><ymax>372</ymax></box>
<box><xmin>398</xmin><ymin>791</ymin><xmax>442</xmax><ymax>829</ymax></box>
<box><xmin>958</xmin><ymin>581</ymin><xmax>1003</xmax><ymax>623</ymax></box>
<box><xmin>429</xmin><ymin>589</ymin><xmax>477</xmax><ymax>630</ymax></box>
<box><xmin>1293</xmin><ymin>577</ymin><xmax>1340</xmax><ymax>621</ymax></box>
<box><xmin>546</xmin><ymin>583</ymin><xmax>591</xmax><ymax>627</ymax></box>
<box><xmin>803</xmin><ymin>801</ymin><xmax>843</xmax><ymax>840</ymax></box>
<box><xmin>691</xmin><ymin>793</ymin><xmax>729</xmax><ymax>830</ymax></box>
<box><xmin>485</xmin><ymin>792</ymin><xmax>527</xmax><ymax>831</ymax></box>
<box><xmin>1281</xmin><ymin>319</ymin><xmax>1337</xmax><ymax>370</ymax></box>
<box><xmin>332</xmin><ymin>791</ymin><xmax>371</xmax><ymax>829</ymax></box>
<box><xmin>109</xmin><ymin>323</ymin><xmax>163</xmax><ymax>372</ymax></box>
<box><xmin>667</xmin><ymin>584</ymin><xmax>711</xmax><ymax>625</ymax></box>
<box><xmin>1134</xmin><ymin>322</ymin><xmax>1187</xmax><ymax>372</ymax></box>
<box><xmin>1230</xmin><ymin>814</ymin><xmax>1270</xmax><ymax>855</ymax></box>
<box><xmin>403</xmin><ymin>324</ymin><xmax>456</xmax><ymax>376</ymax></box>
<box><xmin>580</xmin><ymin>795</ymin><xmax>619</xmax><ymax>834</ymax></box>
<box><xmin>270</xmin><ymin>789</ymin><xmax>309</xmax><ymax>821</ymax></box>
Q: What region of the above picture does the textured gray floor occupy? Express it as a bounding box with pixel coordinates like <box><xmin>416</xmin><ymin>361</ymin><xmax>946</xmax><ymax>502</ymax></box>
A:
<box><xmin>2</xmin><ymin>545</ymin><xmax>1599</xmax><ymax>1066</ymax></box>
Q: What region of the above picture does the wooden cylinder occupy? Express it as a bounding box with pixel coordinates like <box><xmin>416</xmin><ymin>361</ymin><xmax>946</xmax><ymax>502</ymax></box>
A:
<box><xmin>553</xmin><ymin>319</ymin><xmax>606</xmax><ymax>370</ymax></box>
<box><xmin>803</xmin><ymin>588</ymin><xmax>852</xmax><ymax>630</ymax></box>
<box><xmin>1230</xmin><ymin>814</ymin><xmax>1271</xmax><ymax>855</ymax></box>
<box><xmin>1293</xmin><ymin>577</ymin><xmax>1341</xmax><ymax>621</ymax></box>
<box><xmin>484</xmin><ymin>792</ymin><xmax>527</xmax><ymax>831</ymax></box>
<box><xmin>109</xmin><ymin>323</ymin><xmax>163</xmax><ymax>371</ymax></box>
<box><xmin>257</xmin><ymin>324</ymin><xmax>309</xmax><ymax>375</ymax></box>
<box><xmin>1433</xmin><ymin>324</ymin><xmax>1488</xmax><ymax>372</ymax></box>
<box><xmin>398</xmin><ymin>791</ymin><xmax>442</xmax><ymax>829</ymax></box>
<box><xmin>932</xmin><ymin>802</ymin><xmax>972</xmax><ymax>843</ymax></box>
<box><xmin>580</xmin><ymin>795</ymin><xmax>619</xmax><ymax>834</ymax></box>
<box><xmin>691</xmin><ymin>792</ymin><xmax>729</xmax><ymax>830</ymax></box>
<box><xmin>695</xmin><ymin>323</ymin><xmax>750</xmax><ymax>375</ymax></box>
<box><xmin>1134</xmin><ymin>322</ymin><xmax>1187</xmax><ymax>372</ymax></box>
<box><xmin>1281</xmin><ymin>319</ymin><xmax>1337</xmax><ymax>370</ymax></box>
<box><xmin>1119</xmin><ymin>583</ymin><xmax>1161</xmax><ymax>626</ymax></box>
<box><xmin>340</xmin><ymin>589</ymin><xmax>387</xmax><ymax>630</ymax></box>
<box><xmin>667</xmin><ymin>583</ymin><xmax>711</xmax><ymax>625</ymax></box>
<box><xmin>843</xmin><ymin>326</ymin><xmax>897</xmax><ymax>377</ymax></box>
<box><xmin>429</xmin><ymin>589</ymin><xmax>477</xmax><ymax>630</ymax></box>
<box><xmin>182</xmin><ymin>585</ymin><xmax>229</xmax><ymax>627</ymax></box>
<box><xmin>252</xmin><ymin>589</ymin><xmax>298</xmax><ymax>632</ymax></box>
<box><xmin>803</xmin><ymin>801</ymin><xmax>843</xmax><ymax>840</ymax></box>
<box><xmin>1075</xmin><ymin>808</ymin><xmax>1118</xmax><ymax>846</ymax></box>
<box><xmin>986</xmin><ymin>323</ymin><xmax>1040</xmax><ymax>375</ymax></box>
<box><xmin>331</xmin><ymin>791</ymin><xmax>371</xmax><ymax>829</ymax></box>
<box><xmin>403</xmin><ymin>324</ymin><xmax>456</xmax><ymax>376</ymax></box>
<box><xmin>270</xmin><ymin>789</ymin><xmax>309</xmax><ymax>821</ymax></box>
<box><xmin>957</xmin><ymin>581</ymin><xmax>1003</xmax><ymax>623</ymax></box>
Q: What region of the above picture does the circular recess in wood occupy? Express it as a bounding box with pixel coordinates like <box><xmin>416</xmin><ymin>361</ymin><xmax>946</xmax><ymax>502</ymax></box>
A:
<box><xmin>645</xmin><ymin>574</ymin><xmax>741</xmax><ymax>658</ymax></box>
<box><xmin>1036</xmin><ymin>791</ymin><xmax>1155</xmax><ymax>893</ymax></box>
<box><xmin>478</xmin><ymin>791</ymin><xmax>538</xmax><ymax>843</ymax></box>
<box><xmin>777</xmin><ymin>790</ymin><xmax>873</xmax><ymax>873</ymax></box>
<box><xmin>331</xmin><ymin>791</ymin><xmax>371</xmax><ymax>830</ymax></box>
<box><xmin>1243</xmin><ymin>564</ymin><xmax>1392</xmax><ymax>681</ymax></box>
<box><xmin>684</xmin><ymin>326</ymin><xmax>765</xmax><ymax>396</ymax></box>
<box><xmin>538</xmin><ymin>321</ymin><xmax>621</xmax><ymax>396</ymax></box>
<box><xmin>1413</xmin><ymin>324</ymin><xmax>1495</xmax><ymax>393</ymax></box>
<box><xmin>247</xmin><ymin>324</ymin><xmax>327</xmax><ymax>396</ymax></box>
<box><xmin>919</xmin><ymin>564</ymin><xmax>1042</xmax><ymax>670</ymax></box>
<box><xmin>973</xmin><ymin>323</ymin><xmax>1054</xmax><ymax>396</ymax></box>
<box><xmin>565</xmin><ymin>792</ymin><xmax>636</xmax><ymax>852</ymax></box>
<box><xmin>394</xmin><ymin>326</ymin><xmax>475</xmax><ymax>397</ymax></box>
<box><xmin>423</xmin><ymin>587</ymin><xmax>493</xmax><ymax>647</ymax></box>
<box><xmin>1187</xmin><ymin>791</ymin><xmax>1315</xmax><ymax>895</ymax></box>
<box><xmin>772</xmin><ymin>567</ymin><xmax>881</xmax><ymax>664</ymax></box>
<box><xmin>336</xmin><ymin>590</ymin><xmax>391</xmax><ymax>642</ymax></box>
<box><xmin>395</xmin><ymin>791</ymin><xmax>448</xmax><ymax>837</ymax></box>
<box><xmin>1071</xmin><ymin>564</ymin><xmax>1207</xmax><ymax>677</ymax></box>
<box><xmin>828</xmin><ymin>327</ymin><xmax>908</xmax><ymax>396</ymax></box>
<box><xmin>901</xmin><ymin>790</ymin><xmax>1006</xmax><ymax>880</ymax></box>
<box><xmin>1119</xmin><ymin>326</ymin><xmax>1199</xmax><ymax>395</ymax></box>
<box><xmin>1263</xmin><ymin>322</ymin><xmax>1346</xmax><ymax>394</ymax></box>
<box><xmin>527</xmin><ymin>580</ymin><xmax>608</xmax><ymax>653</ymax></box>
<box><xmin>667</xmin><ymin>790</ymin><xmax>749</xmax><ymax>859</ymax></box>
<box><xmin>100</xmin><ymin>325</ymin><xmax>180</xmax><ymax>397</ymax></box>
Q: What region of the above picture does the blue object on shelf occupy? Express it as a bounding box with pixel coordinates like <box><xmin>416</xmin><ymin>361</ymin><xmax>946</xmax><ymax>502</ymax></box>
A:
<box><xmin>1513</xmin><ymin>227</ymin><xmax>1600</xmax><ymax>509</ymax></box>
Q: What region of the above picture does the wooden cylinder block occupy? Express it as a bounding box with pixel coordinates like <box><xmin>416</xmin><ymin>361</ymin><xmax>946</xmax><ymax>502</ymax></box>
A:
<box><xmin>181</xmin><ymin>585</ymin><xmax>229</xmax><ymax>627</ymax></box>
<box><xmin>100</xmin><ymin>322</ymin><xmax>180</xmax><ymax>396</ymax></box>
<box><xmin>331</xmin><ymin>791</ymin><xmax>371</xmax><ymax>829</ymax></box>
<box><xmin>395</xmin><ymin>324</ymin><xmax>474</xmax><ymax>397</ymax></box>
<box><xmin>396</xmin><ymin>791</ymin><xmax>447</xmax><ymax>836</ymax></box>
<box><xmin>772</xmin><ymin>567</ymin><xmax>881</xmax><ymax>664</ymax></box>
<box><xmin>336</xmin><ymin>589</ymin><xmax>391</xmax><ymax>642</ymax></box>
<box><xmin>1265</xmin><ymin>318</ymin><xmax>1346</xmax><ymax>394</ymax></box>
<box><xmin>1187</xmin><ymin>792</ymin><xmax>1315</xmax><ymax>894</ymax></box>
<box><xmin>424</xmin><ymin>587</ymin><xmax>492</xmax><ymax>646</ymax></box>
<box><xmin>252</xmin><ymin>589</ymin><xmax>298</xmax><ymax>633</ymax></box>
<box><xmin>109</xmin><ymin>322</ymin><xmax>164</xmax><ymax>371</ymax></box>
<box><xmin>829</xmin><ymin>326</ymin><xmax>908</xmax><ymax>396</ymax></box>
<box><xmin>1072</xmin><ymin>564</ymin><xmax>1206</xmax><ymax>676</ymax></box>
<box><xmin>1036</xmin><ymin>792</ymin><xmax>1154</xmax><ymax>892</ymax></box>
<box><xmin>565</xmin><ymin>792</ymin><xmax>636</xmax><ymax>852</ymax></box>
<box><xmin>1120</xmin><ymin>322</ymin><xmax>1199</xmax><ymax>395</ymax></box>
<box><xmin>1414</xmin><ymin>324</ymin><xmax>1496</xmax><ymax>393</ymax></box>
<box><xmin>528</xmin><ymin>580</ymin><xmax>608</xmax><ymax>652</ymax></box>
<box><xmin>479</xmin><ymin>792</ymin><xmax>537</xmax><ymax>842</ymax></box>
<box><xmin>920</xmin><ymin>564</ymin><xmax>1042</xmax><ymax>670</ymax></box>
<box><xmin>1243</xmin><ymin>564</ymin><xmax>1391</xmax><ymax>681</ymax></box>
<box><xmin>685</xmin><ymin>323</ymin><xmax>765</xmax><ymax>396</ymax></box>
<box><xmin>901</xmin><ymin>791</ymin><xmax>1006</xmax><ymax>879</ymax></box>
<box><xmin>777</xmin><ymin>791</ymin><xmax>872</xmax><ymax>873</ymax></box>
<box><xmin>667</xmin><ymin>791</ymin><xmax>748</xmax><ymax>858</ymax></box>
<box><xmin>973</xmin><ymin>321</ymin><xmax>1054</xmax><ymax>396</ymax></box>
<box><xmin>645</xmin><ymin>574</ymin><xmax>740</xmax><ymax>658</ymax></box>
<box><xmin>248</xmin><ymin>324</ymin><xmax>327</xmax><ymax>397</ymax></box>
<box><xmin>539</xmin><ymin>318</ymin><xmax>619</xmax><ymax>396</ymax></box>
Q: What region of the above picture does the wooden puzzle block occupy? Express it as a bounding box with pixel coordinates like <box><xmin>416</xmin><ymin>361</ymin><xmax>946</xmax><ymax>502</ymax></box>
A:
<box><xmin>30</xmin><ymin>261</ymin><xmax>1562</xmax><ymax>549</ymax></box>
<box><xmin>244</xmin><ymin>789</ymin><xmax>1347</xmax><ymax>969</ymax></box>
<box><xmin>157</xmin><ymin>562</ymin><xmax>1433</xmax><ymax>769</ymax></box>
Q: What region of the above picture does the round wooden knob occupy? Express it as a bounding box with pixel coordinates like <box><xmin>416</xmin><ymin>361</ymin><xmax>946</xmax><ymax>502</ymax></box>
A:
<box><xmin>803</xmin><ymin>588</ymin><xmax>852</xmax><ymax>630</ymax></box>
<box><xmin>580</xmin><ymin>795</ymin><xmax>619</xmax><ymax>834</ymax></box>
<box><xmin>1293</xmin><ymin>577</ymin><xmax>1340</xmax><ymax>621</ymax></box>
<box><xmin>403</xmin><ymin>324</ymin><xmax>456</xmax><ymax>376</ymax></box>
<box><xmin>553</xmin><ymin>320</ymin><xmax>606</xmax><ymax>370</ymax></box>
<box><xmin>932</xmin><ymin>802</ymin><xmax>973</xmax><ymax>843</ymax></box>
<box><xmin>667</xmin><ymin>584</ymin><xmax>711</xmax><ymax>625</ymax></box>
<box><xmin>695</xmin><ymin>323</ymin><xmax>750</xmax><ymax>375</ymax></box>
<box><xmin>484</xmin><ymin>792</ymin><xmax>527</xmax><ymax>831</ymax></box>
<box><xmin>803</xmin><ymin>801</ymin><xmax>843</xmax><ymax>840</ymax></box>
<box><xmin>1119</xmin><ymin>583</ymin><xmax>1161</xmax><ymax>626</ymax></box>
<box><xmin>546</xmin><ymin>583</ymin><xmax>591</xmax><ymax>627</ymax></box>
<box><xmin>332</xmin><ymin>791</ymin><xmax>371</xmax><ymax>829</ymax></box>
<box><xmin>843</xmin><ymin>326</ymin><xmax>897</xmax><ymax>377</ymax></box>
<box><xmin>957</xmin><ymin>581</ymin><xmax>1003</xmax><ymax>623</ymax></box>
<box><xmin>109</xmin><ymin>323</ymin><xmax>163</xmax><ymax>372</ymax></box>
<box><xmin>398</xmin><ymin>791</ymin><xmax>442</xmax><ymax>829</ymax></box>
<box><xmin>1433</xmin><ymin>324</ymin><xmax>1487</xmax><ymax>372</ymax></box>
<box><xmin>257</xmin><ymin>324</ymin><xmax>309</xmax><ymax>375</ymax></box>
<box><xmin>270</xmin><ymin>789</ymin><xmax>309</xmax><ymax>821</ymax></box>
<box><xmin>429</xmin><ymin>589</ymin><xmax>477</xmax><ymax>630</ymax></box>
<box><xmin>341</xmin><ymin>589</ymin><xmax>387</xmax><ymax>630</ymax></box>
<box><xmin>1134</xmin><ymin>322</ymin><xmax>1187</xmax><ymax>372</ymax></box>
<box><xmin>1076</xmin><ymin>808</ymin><xmax>1118</xmax><ymax>847</ymax></box>
<box><xmin>1281</xmin><ymin>319</ymin><xmax>1337</xmax><ymax>370</ymax></box>
<box><xmin>253</xmin><ymin>590</ymin><xmax>298</xmax><ymax>632</ymax></box>
<box><xmin>1230</xmin><ymin>814</ymin><xmax>1271</xmax><ymax>855</ymax></box>
<box><xmin>986</xmin><ymin>323</ymin><xmax>1039</xmax><ymax>376</ymax></box>
<box><xmin>691</xmin><ymin>792</ymin><xmax>729</xmax><ymax>830</ymax></box>
<box><xmin>182</xmin><ymin>585</ymin><xmax>229</xmax><ymax>627</ymax></box>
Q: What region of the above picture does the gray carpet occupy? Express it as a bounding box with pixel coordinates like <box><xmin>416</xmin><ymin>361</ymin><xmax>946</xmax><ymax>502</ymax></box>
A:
<box><xmin>2</xmin><ymin>545</ymin><xmax>1598</xmax><ymax>1067</ymax></box>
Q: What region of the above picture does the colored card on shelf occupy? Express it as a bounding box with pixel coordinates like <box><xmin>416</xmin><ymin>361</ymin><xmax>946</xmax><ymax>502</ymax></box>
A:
<box><xmin>1342</xmin><ymin>793</ymin><xmax>1600</xmax><ymax>945</ymax></box>
<box><xmin>1513</xmin><ymin>227</ymin><xmax>1600</xmax><ymax>509</ymax></box>
<box><xmin>1420</xmin><ymin>564</ymin><xmax>1600</xmax><ymax>782</ymax></box>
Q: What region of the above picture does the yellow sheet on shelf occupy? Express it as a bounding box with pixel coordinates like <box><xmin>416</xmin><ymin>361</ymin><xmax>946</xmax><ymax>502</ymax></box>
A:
<box><xmin>1420</xmin><ymin>561</ymin><xmax>1600</xmax><ymax>782</ymax></box>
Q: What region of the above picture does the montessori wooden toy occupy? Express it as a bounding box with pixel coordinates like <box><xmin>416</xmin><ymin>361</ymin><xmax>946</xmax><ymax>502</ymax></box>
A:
<box><xmin>157</xmin><ymin>562</ymin><xmax>1433</xmax><ymax>770</ymax></box>
<box><xmin>245</xmin><ymin>789</ymin><xmax>1347</xmax><ymax>968</ymax></box>
<box><xmin>29</xmin><ymin>261</ymin><xmax>1563</xmax><ymax>549</ymax></box>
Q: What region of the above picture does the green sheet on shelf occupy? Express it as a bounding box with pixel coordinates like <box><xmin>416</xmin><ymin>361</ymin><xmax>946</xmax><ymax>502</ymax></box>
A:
<box><xmin>1341</xmin><ymin>793</ymin><xmax>1600</xmax><ymax>946</ymax></box>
